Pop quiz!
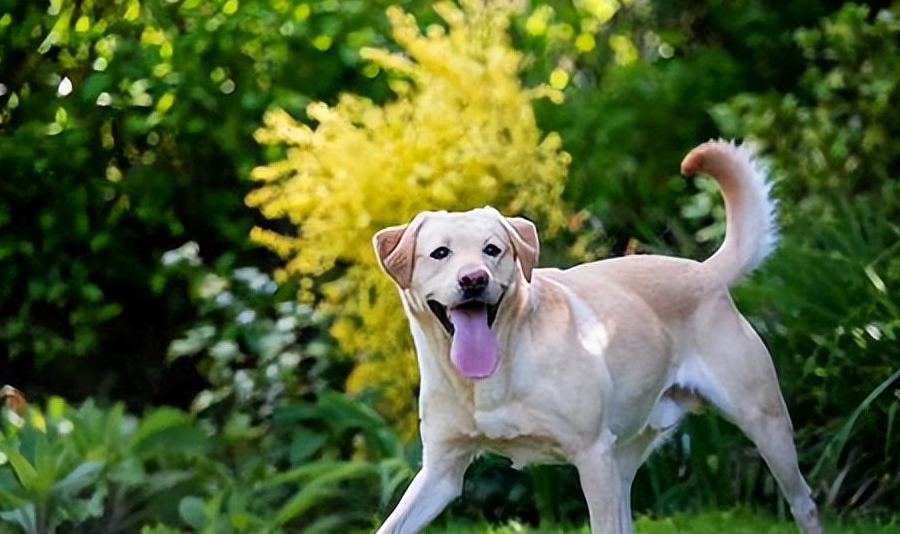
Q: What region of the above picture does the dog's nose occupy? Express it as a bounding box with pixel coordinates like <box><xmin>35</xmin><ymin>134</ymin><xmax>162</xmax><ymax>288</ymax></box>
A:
<box><xmin>458</xmin><ymin>267</ymin><xmax>489</xmax><ymax>295</ymax></box>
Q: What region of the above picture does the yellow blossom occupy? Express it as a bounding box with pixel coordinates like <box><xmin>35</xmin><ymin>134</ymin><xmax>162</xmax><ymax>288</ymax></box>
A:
<box><xmin>247</xmin><ymin>0</ymin><xmax>572</xmax><ymax>433</ymax></box>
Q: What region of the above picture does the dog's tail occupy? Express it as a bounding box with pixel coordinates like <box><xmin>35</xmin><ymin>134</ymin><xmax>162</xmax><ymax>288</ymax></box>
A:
<box><xmin>681</xmin><ymin>140</ymin><xmax>778</xmax><ymax>287</ymax></box>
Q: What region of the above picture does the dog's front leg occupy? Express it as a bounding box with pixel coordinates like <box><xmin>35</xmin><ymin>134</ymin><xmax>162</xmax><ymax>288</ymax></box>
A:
<box><xmin>574</xmin><ymin>430</ymin><xmax>628</xmax><ymax>534</ymax></box>
<box><xmin>376</xmin><ymin>445</ymin><xmax>472</xmax><ymax>534</ymax></box>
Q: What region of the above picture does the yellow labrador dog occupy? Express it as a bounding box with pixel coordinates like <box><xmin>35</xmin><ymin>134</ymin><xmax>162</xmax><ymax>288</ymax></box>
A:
<box><xmin>373</xmin><ymin>140</ymin><xmax>823</xmax><ymax>534</ymax></box>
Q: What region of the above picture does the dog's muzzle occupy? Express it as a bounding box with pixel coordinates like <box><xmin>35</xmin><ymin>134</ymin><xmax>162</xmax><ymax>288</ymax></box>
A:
<box><xmin>427</xmin><ymin>299</ymin><xmax>500</xmax><ymax>336</ymax></box>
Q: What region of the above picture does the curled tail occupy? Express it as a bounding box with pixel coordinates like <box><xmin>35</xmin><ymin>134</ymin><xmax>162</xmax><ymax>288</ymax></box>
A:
<box><xmin>681</xmin><ymin>140</ymin><xmax>779</xmax><ymax>287</ymax></box>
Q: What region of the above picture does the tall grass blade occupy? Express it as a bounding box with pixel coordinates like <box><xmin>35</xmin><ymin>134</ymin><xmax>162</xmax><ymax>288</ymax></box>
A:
<box><xmin>272</xmin><ymin>461</ymin><xmax>376</xmax><ymax>526</ymax></box>
<box><xmin>811</xmin><ymin>367</ymin><xmax>900</xmax><ymax>482</ymax></box>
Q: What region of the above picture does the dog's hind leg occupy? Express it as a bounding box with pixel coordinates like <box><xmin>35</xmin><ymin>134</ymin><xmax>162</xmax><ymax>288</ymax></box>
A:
<box><xmin>692</xmin><ymin>295</ymin><xmax>824</xmax><ymax>534</ymax></box>
<box><xmin>376</xmin><ymin>445</ymin><xmax>472</xmax><ymax>534</ymax></box>
<box><xmin>734</xmin><ymin>404</ymin><xmax>824</xmax><ymax>534</ymax></box>
<box><xmin>575</xmin><ymin>429</ymin><xmax>628</xmax><ymax>534</ymax></box>
<box><xmin>613</xmin><ymin>432</ymin><xmax>651</xmax><ymax>533</ymax></box>
<box><xmin>612</xmin><ymin>428</ymin><xmax>670</xmax><ymax>533</ymax></box>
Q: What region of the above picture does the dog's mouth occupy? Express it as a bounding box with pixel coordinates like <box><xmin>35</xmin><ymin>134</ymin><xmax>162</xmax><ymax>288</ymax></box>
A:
<box><xmin>427</xmin><ymin>299</ymin><xmax>499</xmax><ymax>336</ymax></box>
<box><xmin>427</xmin><ymin>297</ymin><xmax>502</xmax><ymax>380</ymax></box>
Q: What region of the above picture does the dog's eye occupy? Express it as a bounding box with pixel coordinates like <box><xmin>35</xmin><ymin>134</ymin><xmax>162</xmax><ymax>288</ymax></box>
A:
<box><xmin>430</xmin><ymin>246</ymin><xmax>451</xmax><ymax>260</ymax></box>
<box><xmin>483</xmin><ymin>244</ymin><xmax>502</xmax><ymax>257</ymax></box>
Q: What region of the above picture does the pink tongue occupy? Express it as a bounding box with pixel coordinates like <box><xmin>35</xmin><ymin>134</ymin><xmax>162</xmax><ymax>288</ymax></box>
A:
<box><xmin>449</xmin><ymin>307</ymin><xmax>499</xmax><ymax>380</ymax></box>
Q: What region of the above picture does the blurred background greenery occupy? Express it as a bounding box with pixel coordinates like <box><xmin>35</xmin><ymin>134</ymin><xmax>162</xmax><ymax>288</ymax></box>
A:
<box><xmin>1</xmin><ymin>0</ymin><xmax>898</xmax><ymax>532</ymax></box>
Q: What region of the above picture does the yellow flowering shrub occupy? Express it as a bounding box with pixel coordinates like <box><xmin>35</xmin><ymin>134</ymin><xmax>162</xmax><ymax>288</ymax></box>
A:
<box><xmin>246</xmin><ymin>0</ymin><xmax>572</xmax><ymax>432</ymax></box>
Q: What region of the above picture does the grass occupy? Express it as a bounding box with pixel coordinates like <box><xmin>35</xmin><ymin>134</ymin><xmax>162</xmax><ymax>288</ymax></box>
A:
<box><xmin>426</xmin><ymin>508</ymin><xmax>899</xmax><ymax>533</ymax></box>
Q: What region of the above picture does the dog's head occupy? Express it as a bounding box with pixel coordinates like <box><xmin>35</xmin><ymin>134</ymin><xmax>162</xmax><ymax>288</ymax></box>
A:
<box><xmin>373</xmin><ymin>207</ymin><xmax>539</xmax><ymax>380</ymax></box>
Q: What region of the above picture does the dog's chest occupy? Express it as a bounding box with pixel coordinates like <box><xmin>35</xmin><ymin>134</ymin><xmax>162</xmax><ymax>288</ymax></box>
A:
<box><xmin>470</xmin><ymin>385</ymin><xmax>571</xmax><ymax>466</ymax></box>
<box><xmin>473</xmin><ymin>407</ymin><xmax>568</xmax><ymax>467</ymax></box>
<box><xmin>473</xmin><ymin>405</ymin><xmax>520</xmax><ymax>440</ymax></box>
<box><xmin>471</xmin><ymin>377</ymin><xmax>521</xmax><ymax>438</ymax></box>
<box><xmin>472</xmin><ymin>375</ymin><xmax>506</xmax><ymax>410</ymax></box>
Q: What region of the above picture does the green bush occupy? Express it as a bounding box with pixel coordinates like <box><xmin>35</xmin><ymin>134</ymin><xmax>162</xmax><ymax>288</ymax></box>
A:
<box><xmin>531</xmin><ymin>0</ymin><xmax>845</xmax><ymax>258</ymax></box>
<box><xmin>0</xmin><ymin>392</ymin><xmax>411</xmax><ymax>533</ymax></box>
<box><xmin>1</xmin><ymin>236</ymin><xmax>412</xmax><ymax>534</ymax></box>
<box><xmin>712</xmin><ymin>3</ymin><xmax>900</xmax><ymax>514</ymax></box>
<box><xmin>0</xmin><ymin>0</ymin><xmax>435</xmax><ymax>404</ymax></box>
<box><xmin>157</xmin><ymin>243</ymin><xmax>414</xmax><ymax>532</ymax></box>
<box><xmin>160</xmin><ymin>242</ymin><xmax>345</xmax><ymax>421</ymax></box>
<box><xmin>0</xmin><ymin>398</ymin><xmax>206</xmax><ymax>533</ymax></box>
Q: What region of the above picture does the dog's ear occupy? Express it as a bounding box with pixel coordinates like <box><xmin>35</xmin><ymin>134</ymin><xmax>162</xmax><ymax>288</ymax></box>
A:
<box><xmin>373</xmin><ymin>214</ymin><xmax>425</xmax><ymax>289</ymax></box>
<box><xmin>503</xmin><ymin>216</ymin><xmax>540</xmax><ymax>282</ymax></box>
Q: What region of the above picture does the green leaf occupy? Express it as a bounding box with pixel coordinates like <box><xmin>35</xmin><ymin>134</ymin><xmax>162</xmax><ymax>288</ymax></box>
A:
<box><xmin>178</xmin><ymin>496</ymin><xmax>207</xmax><ymax>530</ymax></box>
<box><xmin>52</xmin><ymin>482</ymin><xmax>106</xmax><ymax>528</ymax></box>
<box><xmin>6</xmin><ymin>450</ymin><xmax>39</xmax><ymax>494</ymax></box>
<box><xmin>272</xmin><ymin>461</ymin><xmax>376</xmax><ymax>526</ymax></box>
<box><xmin>31</xmin><ymin>432</ymin><xmax>57</xmax><ymax>495</ymax></box>
<box><xmin>54</xmin><ymin>461</ymin><xmax>104</xmax><ymax>496</ymax></box>
<box><xmin>288</xmin><ymin>428</ymin><xmax>325</xmax><ymax>464</ymax></box>
<box><xmin>864</xmin><ymin>265</ymin><xmax>887</xmax><ymax>294</ymax></box>
<box><xmin>142</xmin><ymin>469</ymin><xmax>194</xmax><ymax>494</ymax></box>
<box><xmin>133</xmin><ymin>408</ymin><xmax>207</xmax><ymax>457</ymax></box>
<box><xmin>0</xmin><ymin>486</ymin><xmax>30</xmax><ymax>509</ymax></box>
<box><xmin>108</xmin><ymin>456</ymin><xmax>146</xmax><ymax>485</ymax></box>
<box><xmin>812</xmin><ymin>367</ymin><xmax>900</xmax><ymax>480</ymax></box>
<box><xmin>0</xmin><ymin>503</ymin><xmax>37</xmax><ymax>534</ymax></box>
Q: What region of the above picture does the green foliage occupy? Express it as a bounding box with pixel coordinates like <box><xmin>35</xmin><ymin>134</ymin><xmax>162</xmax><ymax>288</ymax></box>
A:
<box><xmin>529</xmin><ymin>0</ymin><xmax>834</xmax><ymax>258</ymax></box>
<box><xmin>165</xmin><ymin>388</ymin><xmax>411</xmax><ymax>534</ymax></box>
<box><xmin>725</xmin><ymin>204</ymin><xmax>900</xmax><ymax>513</ymax></box>
<box><xmin>709</xmin><ymin>3</ymin><xmax>900</xmax><ymax>514</ymax></box>
<box><xmin>712</xmin><ymin>4</ymin><xmax>900</xmax><ymax>213</ymax></box>
<box><xmin>0</xmin><ymin>0</ymin><xmax>435</xmax><ymax>402</ymax></box>
<box><xmin>540</xmin><ymin>53</ymin><xmax>740</xmax><ymax>258</ymax></box>
<box><xmin>0</xmin><ymin>398</ymin><xmax>205</xmax><ymax>533</ymax></box>
<box><xmin>158</xmin><ymin>244</ymin><xmax>413</xmax><ymax>532</ymax></box>
<box><xmin>0</xmin><ymin>391</ymin><xmax>410</xmax><ymax>533</ymax></box>
<box><xmin>161</xmin><ymin>242</ymin><xmax>344</xmax><ymax>421</ymax></box>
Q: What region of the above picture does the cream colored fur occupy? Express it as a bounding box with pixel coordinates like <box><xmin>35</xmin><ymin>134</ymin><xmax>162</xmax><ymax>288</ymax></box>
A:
<box><xmin>372</xmin><ymin>140</ymin><xmax>823</xmax><ymax>534</ymax></box>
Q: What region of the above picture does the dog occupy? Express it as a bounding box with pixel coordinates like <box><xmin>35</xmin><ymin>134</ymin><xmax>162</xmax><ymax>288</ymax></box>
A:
<box><xmin>372</xmin><ymin>140</ymin><xmax>823</xmax><ymax>534</ymax></box>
